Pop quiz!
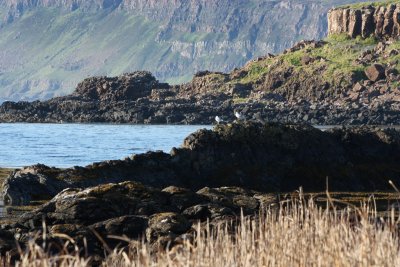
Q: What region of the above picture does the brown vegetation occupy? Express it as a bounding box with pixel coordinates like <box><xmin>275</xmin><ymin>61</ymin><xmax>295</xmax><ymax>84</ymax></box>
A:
<box><xmin>3</xmin><ymin>193</ymin><xmax>400</xmax><ymax>267</ymax></box>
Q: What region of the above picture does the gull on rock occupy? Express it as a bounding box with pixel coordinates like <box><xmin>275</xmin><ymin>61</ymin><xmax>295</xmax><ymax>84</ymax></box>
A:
<box><xmin>234</xmin><ymin>111</ymin><xmax>245</xmax><ymax>121</ymax></box>
<box><xmin>215</xmin><ymin>116</ymin><xmax>223</xmax><ymax>124</ymax></box>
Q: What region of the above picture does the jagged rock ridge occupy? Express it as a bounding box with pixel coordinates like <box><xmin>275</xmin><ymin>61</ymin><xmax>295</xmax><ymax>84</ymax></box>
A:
<box><xmin>328</xmin><ymin>2</ymin><xmax>400</xmax><ymax>39</ymax></box>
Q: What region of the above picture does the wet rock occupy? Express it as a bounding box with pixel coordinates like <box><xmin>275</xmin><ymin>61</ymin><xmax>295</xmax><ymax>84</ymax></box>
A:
<box><xmin>2</xmin><ymin>165</ymin><xmax>69</xmax><ymax>206</ymax></box>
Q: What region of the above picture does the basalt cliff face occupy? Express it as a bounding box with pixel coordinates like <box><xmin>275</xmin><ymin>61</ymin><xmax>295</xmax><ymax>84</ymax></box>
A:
<box><xmin>0</xmin><ymin>0</ymin><xmax>380</xmax><ymax>100</ymax></box>
<box><xmin>328</xmin><ymin>3</ymin><xmax>400</xmax><ymax>39</ymax></box>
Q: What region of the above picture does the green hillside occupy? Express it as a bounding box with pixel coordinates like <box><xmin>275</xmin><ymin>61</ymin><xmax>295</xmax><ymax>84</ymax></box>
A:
<box><xmin>0</xmin><ymin>8</ymin><xmax>174</xmax><ymax>99</ymax></box>
<box><xmin>0</xmin><ymin>0</ymin><xmax>383</xmax><ymax>101</ymax></box>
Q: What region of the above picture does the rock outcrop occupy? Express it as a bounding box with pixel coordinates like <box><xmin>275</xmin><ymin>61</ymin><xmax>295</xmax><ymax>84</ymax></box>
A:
<box><xmin>3</xmin><ymin>122</ymin><xmax>400</xmax><ymax>206</ymax></box>
<box><xmin>72</xmin><ymin>71</ymin><xmax>168</xmax><ymax>102</ymax></box>
<box><xmin>0</xmin><ymin>181</ymin><xmax>278</xmax><ymax>258</ymax></box>
<box><xmin>328</xmin><ymin>3</ymin><xmax>400</xmax><ymax>39</ymax></box>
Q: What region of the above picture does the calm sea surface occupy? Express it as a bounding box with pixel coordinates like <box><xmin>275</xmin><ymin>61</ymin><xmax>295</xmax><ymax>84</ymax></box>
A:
<box><xmin>0</xmin><ymin>123</ymin><xmax>212</xmax><ymax>168</ymax></box>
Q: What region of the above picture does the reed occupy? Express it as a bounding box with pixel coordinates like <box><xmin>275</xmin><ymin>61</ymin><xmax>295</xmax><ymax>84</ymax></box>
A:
<box><xmin>4</xmin><ymin>193</ymin><xmax>400</xmax><ymax>267</ymax></box>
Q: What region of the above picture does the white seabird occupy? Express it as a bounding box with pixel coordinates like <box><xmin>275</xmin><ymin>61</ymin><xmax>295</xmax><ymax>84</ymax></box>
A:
<box><xmin>215</xmin><ymin>116</ymin><xmax>223</xmax><ymax>124</ymax></box>
<box><xmin>234</xmin><ymin>111</ymin><xmax>245</xmax><ymax>121</ymax></box>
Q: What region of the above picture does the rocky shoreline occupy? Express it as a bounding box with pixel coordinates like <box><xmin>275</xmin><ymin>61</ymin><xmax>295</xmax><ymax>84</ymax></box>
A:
<box><xmin>3</xmin><ymin>122</ymin><xmax>400</xmax><ymax>206</ymax></box>
<box><xmin>0</xmin><ymin>122</ymin><xmax>400</xmax><ymax>260</ymax></box>
<box><xmin>1</xmin><ymin>38</ymin><xmax>400</xmax><ymax>125</ymax></box>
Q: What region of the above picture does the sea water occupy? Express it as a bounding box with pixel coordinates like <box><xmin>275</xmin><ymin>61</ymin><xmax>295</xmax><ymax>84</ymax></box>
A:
<box><xmin>0</xmin><ymin>123</ymin><xmax>212</xmax><ymax>168</ymax></box>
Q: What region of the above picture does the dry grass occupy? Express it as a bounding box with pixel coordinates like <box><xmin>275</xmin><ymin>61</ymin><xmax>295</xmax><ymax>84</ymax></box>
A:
<box><xmin>0</xmin><ymin>168</ymin><xmax>13</xmax><ymax>184</ymax></box>
<box><xmin>2</xmin><ymin>191</ymin><xmax>400</xmax><ymax>267</ymax></box>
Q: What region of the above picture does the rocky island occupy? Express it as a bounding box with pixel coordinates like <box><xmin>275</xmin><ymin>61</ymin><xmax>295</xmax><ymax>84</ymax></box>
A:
<box><xmin>2</xmin><ymin>3</ymin><xmax>400</xmax><ymax>124</ymax></box>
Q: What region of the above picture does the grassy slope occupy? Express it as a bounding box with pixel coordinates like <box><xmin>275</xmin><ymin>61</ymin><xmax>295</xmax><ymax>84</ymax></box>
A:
<box><xmin>233</xmin><ymin>34</ymin><xmax>397</xmax><ymax>94</ymax></box>
<box><xmin>0</xmin><ymin>8</ymin><xmax>166</xmax><ymax>99</ymax></box>
<box><xmin>0</xmin><ymin>8</ymin><xmax>229</xmax><ymax>99</ymax></box>
<box><xmin>0</xmin><ymin>7</ymin><xmax>236</xmax><ymax>100</ymax></box>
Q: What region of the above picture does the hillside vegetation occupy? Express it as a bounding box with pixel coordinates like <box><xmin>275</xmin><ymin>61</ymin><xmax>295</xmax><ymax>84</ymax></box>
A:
<box><xmin>0</xmin><ymin>0</ymin><xmax>381</xmax><ymax>101</ymax></box>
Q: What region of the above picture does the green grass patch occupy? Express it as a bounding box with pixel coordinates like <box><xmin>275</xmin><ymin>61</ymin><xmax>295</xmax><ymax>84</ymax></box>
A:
<box><xmin>233</xmin><ymin>97</ymin><xmax>249</xmax><ymax>104</ymax></box>
<box><xmin>341</xmin><ymin>0</ymin><xmax>400</xmax><ymax>9</ymax></box>
<box><xmin>237</xmin><ymin>60</ymin><xmax>272</xmax><ymax>84</ymax></box>
<box><xmin>231</xmin><ymin>33</ymin><xmax>382</xmax><ymax>90</ymax></box>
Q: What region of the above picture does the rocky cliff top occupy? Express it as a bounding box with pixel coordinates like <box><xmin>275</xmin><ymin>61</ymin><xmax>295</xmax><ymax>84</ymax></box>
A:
<box><xmin>328</xmin><ymin>2</ymin><xmax>400</xmax><ymax>39</ymax></box>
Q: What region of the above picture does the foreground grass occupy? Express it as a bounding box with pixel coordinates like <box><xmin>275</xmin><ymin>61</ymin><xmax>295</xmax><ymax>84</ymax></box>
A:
<box><xmin>4</xmin><ymin>193</ymin><xmax>400</xmax><ymax>267</ymax></box>
<box><xmin>0</xmin><ymin>168</ymin><xmax>13</xmax><ymax>184</ymax></box>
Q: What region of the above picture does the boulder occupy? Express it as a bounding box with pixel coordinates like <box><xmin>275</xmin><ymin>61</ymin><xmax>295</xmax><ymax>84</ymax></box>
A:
<box><xmin>146</xmin><ymin>212</ymin><xmax>192</xmax><ymax>243</ymax></box>
<box><xmin>353</xmin><ymin>82</ymin><xmax>366</xmax><ymax>93</ymax></box>
<box><xmin>301</xmin><ymin>55</ymin><xmax>314</xmax><ymax>65</ymax></box>
<box><xmin>73</xmin><ymin>71</ymin><xmax>162</xmax><ymax>101</ymax></box>
<box><xmin>365</xmin><ymin>64</ymin><xmax>386</xmax><ymax>82</ymax></box>
<box><xmin>90</xmin><ymin>215</ymin><xmax>148</xmax><ymax>240</ymax></box>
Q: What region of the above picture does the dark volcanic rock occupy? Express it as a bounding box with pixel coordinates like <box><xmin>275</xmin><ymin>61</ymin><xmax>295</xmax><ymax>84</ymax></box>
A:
<box><xmin>72</xmin><ymin>71</ymin><xmax>165</xmax><ymax>101</ymax></box>
<box><xmin>4</xmin><ymin>180</ymin><xmax>276</xmax><ymax>255</ymax></box>
<box><xmin>3</xmin><ymin>122</ymin><xmax>400</xmax><ymax>206</ymax></box>
<box><xmin>90</xmin><ymin>215</ymin><xmax>149</xmax><ymax>240</ymax></box>
<box><xmin>146</xmin><ymin>212</ymin><xmax>192</xmax><ymax>243</ymax></box>
<box><xmin>1</xmin><ymin>40</ymin><xmax>400</xmax><ymax>125</ymax></box>
<box><xmin>1</xmin><ymin>122</ymin><xmax>400</xmax><ymax>258</ymax></box>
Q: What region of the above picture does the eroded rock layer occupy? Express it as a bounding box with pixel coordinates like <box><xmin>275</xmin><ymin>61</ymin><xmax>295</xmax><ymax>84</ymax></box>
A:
<box><xmin>328</xmin><ymin>3</ymin><xmax>400</xmax><ymax>39</ymax></box>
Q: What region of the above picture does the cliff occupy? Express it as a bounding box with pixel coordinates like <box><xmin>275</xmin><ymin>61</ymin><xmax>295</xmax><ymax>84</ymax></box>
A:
<box><xmin>328</xmin><ymin>2</ymin><xmax>400</xmax><ymax>39</ymax></box>
<box><xmin>0</xmin><ymin>0</ymin><xmax>381</xmax><ymax>100</ymax></box>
